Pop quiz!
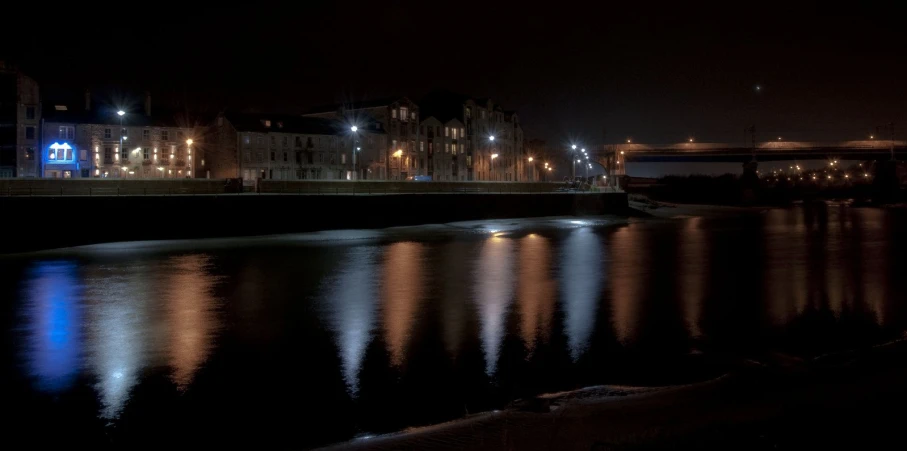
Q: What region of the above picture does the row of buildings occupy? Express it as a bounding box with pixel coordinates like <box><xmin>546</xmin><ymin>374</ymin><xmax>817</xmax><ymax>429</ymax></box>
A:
<box><xmin>2</xmin><ymin>62</ymin><xmax>536</xmax><ymax>183</ymax></box>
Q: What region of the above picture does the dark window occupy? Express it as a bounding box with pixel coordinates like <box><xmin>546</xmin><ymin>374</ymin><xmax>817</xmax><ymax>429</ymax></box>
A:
<box><xmin>104</xmin><ymin>128</ymin><xmax>112</xmax><ymax>139</ymax></box>
<box><xmin>26</xmin><ymin>106</ymin><xmax>35</xmax><ymax>120</ymax></box>
<box><xmin>283</xmin><ymin>152</ymin><xmax>287</xmax><ymax>162</ymax></box>
<box><xmin>270</xmin><ymin>151</ymin><xmax>275</xmax><ymax>161</ymax></box>
<box><xmin>25</xmin><ymin>148</ymin><xmax>34</xmax><ymax>160</ymax></box>
<box><xmin>104</xmin><ymin>147</ymin><xmax>112</xmax><ymax>163</ymax></box>
<box><xmin>81</xmin><ymin>169</ymin><xmax>89</xmax><ymax>178</ymax></box>
<box><xmin>25</xmin><ymin>127</ymin><xmax>34</xmax><ymax>139</ymax></box>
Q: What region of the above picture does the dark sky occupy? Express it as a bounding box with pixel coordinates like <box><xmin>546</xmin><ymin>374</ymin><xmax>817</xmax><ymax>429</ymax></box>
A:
<box><xmin>5</xmin><ymin>2</ymin><xmax>906</xmax><ymax>145</ymax></box>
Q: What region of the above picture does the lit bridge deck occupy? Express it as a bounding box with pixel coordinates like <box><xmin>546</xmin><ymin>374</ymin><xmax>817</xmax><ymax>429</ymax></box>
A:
<box><xmin>604</xmin><ymin>140</ymin><xmax>907</xmax><ymax>162</ymax></box>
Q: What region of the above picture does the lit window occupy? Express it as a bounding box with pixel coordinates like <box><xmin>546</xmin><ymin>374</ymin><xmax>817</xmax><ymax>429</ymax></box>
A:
<box><xmin>143</xmin><ymin>148</ymin><xmax>149</xmax><ymax>160</ymax></box>
<box><xmin>461</xmin><ymin>127</ymin><xmax>465</xmax><ymax>137</ymax></box>
<box><xmin>341</xmin><ymin>153</ymin><xmax>346</xmax><ymax>164</ymax></box>
<box><xmin>392</xmin><ymin>109</ymin><xmax>397</xmax><ymax>119</ymax></box>
<box><xmin>420</xmin><ymin>141</ymin><xmax>424</xmax><ymax>152</ymax></box>
<box><xmin>400</xmin><ymin>107</ymin><xmax>409</xmax><ymax>122</ymax></box>
<box><xmin>445</xmin><ymin>143</ymin><xmax>449</xmax><ymax>153</ymax></box>
<box><xmin>244</xmin><ymin>134</ymin><xmax>251</xmax><ymax>145</ymax></box>
<box><xmin>445</xmin><ymin>127</ymin><xmax>449</xmax><ymax>137</ymax></box>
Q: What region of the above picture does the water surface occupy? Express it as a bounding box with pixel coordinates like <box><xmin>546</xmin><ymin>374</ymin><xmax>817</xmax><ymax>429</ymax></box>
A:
<box><xmin>3</xmin><ymin>206</ymin><xmax>906</xmax><ymax>448</ymax></box>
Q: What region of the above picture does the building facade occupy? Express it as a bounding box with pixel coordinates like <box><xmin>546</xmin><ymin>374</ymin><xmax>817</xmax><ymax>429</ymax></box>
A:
<box><xmin>0</xmin><ymin>62</ymin><xmax>41</xmax><ymax>178</ymax></box>
<box><xmin>418</xmin><ymin>90</ymin><xmax>525</xmax><ymax>182</ymax></box>
<box><xmin>304</xmin><ymin>97</ymin><xmax>423</xmax><ymax>180</ymax></box>
<box><xmin>210</xmin><ymin>112</ymin><xmax>388</xmax><ymax>183</ymax></box>
<box><xmin>40</xmin><ymin>94</ymin><xmax>197</xmax><ymax>179</ymax></box>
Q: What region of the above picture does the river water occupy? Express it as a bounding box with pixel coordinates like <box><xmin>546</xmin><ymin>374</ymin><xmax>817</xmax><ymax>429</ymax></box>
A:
<box><xmin>3</xmin><ymin>205</ymin><xmax>906</xmax><ymax>448</ymax></box>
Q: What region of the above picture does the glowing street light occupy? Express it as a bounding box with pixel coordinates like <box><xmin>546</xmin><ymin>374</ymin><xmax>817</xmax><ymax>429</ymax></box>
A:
<box><xmin>117</xmin><ymin>110</ymin><xmax>125</xmax><ymax>116</ymax></box>
<box><xmin>689</xmin><ymin>138</ymin><xmax>694</xmax><ymax>143</ymax></box>
<box><xmin>527</xmin><ymin>157</ymin><xmax>533</xmax><ymax>162</ymax></box>
<box><xmin>393</xmin><ymin>149</ymin><xmax>403</xmax><ymax>180</ymax></box>
<box><xmin>571</xmin><ymin>144</ymin><xmax>576</xmax><ymax>150</ymax></box>
<box><xmin>350</xmin><ymin>125</ymin><xmax>358</xmax><ymax>132</ymax></box>
<box><xmin>489</xmin><ymin>135</ymin><xmax>495</xmax><ymax>142</ymax></box>
<box><xmin>627</xmin><ymin>139</ymin><xmax>631</xmax><ymax>143</ymax></box>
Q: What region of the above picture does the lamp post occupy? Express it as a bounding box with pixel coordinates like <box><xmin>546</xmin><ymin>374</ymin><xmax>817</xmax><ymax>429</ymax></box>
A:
<box><xmin>186</xmin><ymin>139</ymin><xmax>193</xmax><ymax>179</ymax></box>
<box><xmin>488</xmin><ymin>135</ymin><xmax>495</xmax><ymax>181</ymax></box>
<box><xmin>570</xmin><ymin>144</ymin><xmax>577</xmax><ymax>179</ymax></box>
<box><xmin>350</xmin><ymin>125</ymin><xmax>359</xmax><ymax>180</ymax></box>
<box><xmin>393</xmin><ymin>149</ymin><xmax>403</xmax><ymax>180</ymax></box>
<box><xmin>527</xmin><ymin>157</ymin><xmax>533</xmax><ymax>181</ymax></box>
<box><xmin>117</xmin><ymin>110</ymin><xmax>125</xmax><ymax>178</ymax></box>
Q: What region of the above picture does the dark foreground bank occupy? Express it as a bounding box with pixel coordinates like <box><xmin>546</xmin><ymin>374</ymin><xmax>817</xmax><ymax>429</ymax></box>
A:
<box><xmin>330</xmin><ymin>340</ymin><xmax>907</xmax><ymax>450</ymax></box>
<box><xmin>0</xmin><ymin>192</ymin><xmax>627</xmax><ymax>253</ymax></box>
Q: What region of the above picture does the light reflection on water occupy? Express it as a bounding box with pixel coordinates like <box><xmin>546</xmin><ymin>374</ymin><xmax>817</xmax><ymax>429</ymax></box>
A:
<box><xmin>24</xmin><ymin>262</ymin><xmax>82</xmax><ymax>392</ymax></box>
<box><xmin>474</xmin><ymin>236</ymin><xmax>515</xmax><ymax>376</ymax></box>
<box><xmin>560</xmin><ymin>228</ymin><xmax>603</xmax><ymax>360</ymax></box>
<box><xmin>6</xmin><ymin>205</ymin><xmax>907</xmax><ymax>447</ymax></box>
<box><xmin>323</xmin><ymin>246</ymin><xmax>380</xmax><ymax>395</ymax></box>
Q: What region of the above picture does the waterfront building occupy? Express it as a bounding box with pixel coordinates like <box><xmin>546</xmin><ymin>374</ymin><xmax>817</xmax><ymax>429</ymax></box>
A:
<box><xmin>418</xmin><ymin>90</ymin><xmax>525</xmax><ymax>181</ymax></box>
<box><xmin>209</xmin><ymin>112</ymin><xmax>387</xmax><ymax>183</ymax></box>
<box><xmin>40</xmin><ymin>93</ymin><xmax>198</xmax><ymax>179</ymax></box>
<box><xmin>304</xmin><ymin>97</ymin><xmax>422</xmax><ymax>180</ymax></box>
<box><xmin>0</xmin><ymin>61</ymin><xmax>41</xmax><ymax>178</ymax></box>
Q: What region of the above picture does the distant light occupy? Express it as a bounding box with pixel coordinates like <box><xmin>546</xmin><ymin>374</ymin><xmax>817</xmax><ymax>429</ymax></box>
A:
<box><xmin>864</xmin><ymin>173</ymin><xmax>869</xmax><ymax>177</ymax></box>
<box><xmin>491</xmin><ymin>153</ymin><xmax>499</xmax><ymax>159</ymax></box>
<box><xmin>870</xmin><ymin>135</ymin><xmax>874</xmax><ymax>139</ymax></box>
<box><xmin>844</xmin><ymin>174</ymin><xmax>849</xmax><ymax>178</ymax></box>
<box><xmin>778</xmin><ymin>137</ymin><xmax>782</xmax><ymax>140</ymax></box>
<box><xmin>117</xmin><ymin>110</ymin><xmax>125</xmax><ymax>116</ymax></box>
<box><xmin>626</xmin><ymin>139</ymin><xmax>631</xmax><ymax>143</ymax></box>
<box><xmin>350</xmin><ymin>125</ymin><xmax>358</xmax><ymax>132</ymax></box>
<box><xmin>186</xmin><ymin>138</ymin><xmax>193</xmax><ymax>146</ymax></box>
<box><xmin>620</xmin><ymin>151</ymin><xmax>625</xmax><ymax>155</ymax></box>
<box><xmin>548</xmin><ymin>167</ymin><xmax>552</xmax><ymax>171</ymax></box>
<box><xmin>571</xmin><ymin>144</ymin><xmax>576</xmax><ymax>150</ymax></box>
<box><xmin>755</xmin><ymin>85</ymin><xmax>761</xmax><ymax>91</ymax></box>
<box><xmin>489</xmin><ymin>135</ymin><xmax>495</xmax><ymax>141</ymax></box>
<box><xmin>527</xmin><ymin>157</ymin><xmax>533</xmax><ymax>162</ymax></box>
<box><xmin>122</xmin><ymin>136</ymin><xmax>127</xmax><ymax>141</ymax></box>
<box><xmin>581</xmin><ymin>148</ymin><xmax>586</xmax><ymax>152</ymax></box>
<box><xmin>689</xmin><ymin>138</ymin><xmax>694</xmax><ymax>142</ymax></box>
<box><xmin>356</xmin><ymin>147</ymin><xmax>361</xmax><ymax>151</ymax></box>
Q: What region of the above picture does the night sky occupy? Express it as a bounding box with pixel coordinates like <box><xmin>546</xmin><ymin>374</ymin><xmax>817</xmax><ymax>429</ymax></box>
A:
<box><xmin>5</xmin><ymin>3</ymin><xmax>906</xmax><ymax>146</ymax></box>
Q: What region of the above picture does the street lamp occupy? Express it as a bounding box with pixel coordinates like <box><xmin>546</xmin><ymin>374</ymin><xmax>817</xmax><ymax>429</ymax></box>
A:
<box><xmin>393</xmin><ymin>149</ymin><xmax>403</xmax><ymax>180</ymax></box>
<box><xmin>491</xmin><ymin>153</ymin><xmax>499</xmax><ymax>179</ymax></box>
<box><xmin>116</xmin><ymin>110</ymin><xmax>126</xmax><ymax>176</ymax></box>
<box><xmin>350</xmin><ymin>125</ymin><xmax>359</xmax><ymax>180</ymax></box>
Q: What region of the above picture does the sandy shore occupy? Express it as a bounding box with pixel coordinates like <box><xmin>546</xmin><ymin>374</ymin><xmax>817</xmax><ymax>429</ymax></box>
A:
<box><xmin>323</xmin><ymin>339</ymin><xmax>907</xmax><ymax>450</ymax></box>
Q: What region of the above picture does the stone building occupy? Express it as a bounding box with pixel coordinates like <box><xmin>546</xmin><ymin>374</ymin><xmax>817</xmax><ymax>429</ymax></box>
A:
<box><xmin>420</xmin><ymin>117</ymin><xmax>467</xmax><ymax>181</ymax></box>
<box><xmin>40</xmin><ymin>93</ymin><xmax>198</xmax><ymax>179</ymax></box>
<box><xmin>0</xmin><ymin>62</ymin><xmax>41</xmax><ymax>178</ymax></box>
<box><xmin>304</xmin><ymin>97</ymin><xmax>423</xmax><ymax>180</ymax></box>
<box><xmin>418</xmin><ymin>90</ymin><xmax>525</xmax><ymax>181</ymax></box>
<box><xmin>209</xmin><ymin>112</ymin><xmax>387</xmax><ymax>183</ymax></box>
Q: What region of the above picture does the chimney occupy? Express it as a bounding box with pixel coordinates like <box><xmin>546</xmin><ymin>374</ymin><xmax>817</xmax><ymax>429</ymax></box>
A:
<box><xmin>84</xmin><ymin>89</ymin><xmax>91</xmax><ymax>110</ymax></box>
<box><xmin>144</xmin><ymin>91</ymin><xmax>151</xmax><ymax>116</ymax></box>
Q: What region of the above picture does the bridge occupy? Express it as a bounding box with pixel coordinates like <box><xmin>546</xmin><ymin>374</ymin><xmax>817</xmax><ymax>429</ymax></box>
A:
<box><xmin>602</xmin><ymin>140</ymin><xmax>907</xmax><ymax>163</ymax></box>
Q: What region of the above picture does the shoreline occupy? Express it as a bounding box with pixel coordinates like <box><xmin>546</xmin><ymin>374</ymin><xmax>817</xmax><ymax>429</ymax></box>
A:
<box><xmin>324</xmin><ymin>340</ymin><xmax>907</xmax><ymax>450</ymax></box>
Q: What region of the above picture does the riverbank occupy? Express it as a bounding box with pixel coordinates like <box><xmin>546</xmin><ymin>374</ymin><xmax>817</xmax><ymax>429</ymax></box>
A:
<box><xmin>327</xmin><ymin>339</ymin><xmax>907</xmax><ymax>450</ymax></box>
<box><xmin>0</xmin><ymin>191</ymin><xmax>628</xmax><ymax>253</ymax></box>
